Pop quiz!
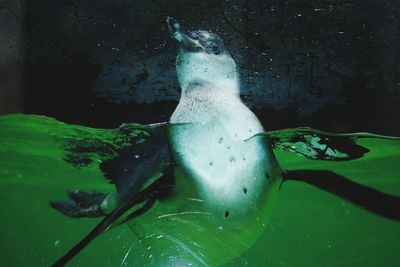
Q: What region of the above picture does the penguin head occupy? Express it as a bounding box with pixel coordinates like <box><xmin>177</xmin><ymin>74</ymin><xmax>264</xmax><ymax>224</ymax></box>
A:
<box><xmin>167</xmin><ymin>17</ymin><xmax>239</xmax><ymax>93</ymax></box>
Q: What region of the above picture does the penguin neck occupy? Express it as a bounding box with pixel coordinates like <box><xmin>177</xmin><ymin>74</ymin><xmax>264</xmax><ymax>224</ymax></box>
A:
<box><xmin>176</xmin><ymin>50</ymin><xmax>241</xmax><ymax>98</ymax></box>
<box><xmin>180</xmin><ymin>79</ymin><xmax>240</xmax><ymax>102</ymax></box>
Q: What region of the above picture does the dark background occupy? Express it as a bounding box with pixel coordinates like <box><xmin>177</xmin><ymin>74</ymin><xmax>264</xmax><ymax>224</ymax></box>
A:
<box><xmin>1</xmin><ymin>0</ymin><xmax>399</xmax><ymax>134</ymax></box>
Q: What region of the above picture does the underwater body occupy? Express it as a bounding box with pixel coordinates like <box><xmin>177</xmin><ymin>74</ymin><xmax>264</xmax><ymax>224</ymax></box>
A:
<box><xmin>1</xmin><ymin>114</ymin><xmax>400</xmax><ymax>266</ymax></box>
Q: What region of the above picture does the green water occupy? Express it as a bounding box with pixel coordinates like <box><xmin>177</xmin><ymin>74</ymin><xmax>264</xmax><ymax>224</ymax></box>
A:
<box><xmin>0</xmin><ymin>114</ymin><xmax>399</xmax><ymax>266</ymax></box>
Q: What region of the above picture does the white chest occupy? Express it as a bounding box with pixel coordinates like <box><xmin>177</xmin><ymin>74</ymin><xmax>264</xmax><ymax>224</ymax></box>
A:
<box><xmin>169</xmin><ymin>92</ymin><xmax>280</xmax><ymax>217</ymax></box>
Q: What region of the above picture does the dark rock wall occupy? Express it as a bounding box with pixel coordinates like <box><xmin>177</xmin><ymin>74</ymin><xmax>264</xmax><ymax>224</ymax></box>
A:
<box><xmin>1</xmin><ymin>0</ymin><xmax>399</xmax><ymax>134</ymax></box>
<box><xmin>0</xmin><ymin>0</ymin><xmax>24</xmax><ymax>114</ymax></box>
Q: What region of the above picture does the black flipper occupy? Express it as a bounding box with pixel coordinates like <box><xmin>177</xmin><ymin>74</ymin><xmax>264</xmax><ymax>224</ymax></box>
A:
<box><xmin>50</xmin><ymin>122</ymin><xmax>174</xmax><ymax>266</ymax></box>
<box><xmin>283</xmin><ymin>169</ymin><xmax>400</xmax><ymax>221</ymax></box>
<box><xmin>50</xmin><ymin>122</ymin><xmax>171</xmax><ymax>218</ymax></box>
<box><xmin>52</xmin><ymin>169</ymin><xmax>174</xmax><ymax>267</ymax></box>
<box><xmin>101</xmin><ymin>122</ymin><xmax>171</xmax><ymax>201</ymax></box>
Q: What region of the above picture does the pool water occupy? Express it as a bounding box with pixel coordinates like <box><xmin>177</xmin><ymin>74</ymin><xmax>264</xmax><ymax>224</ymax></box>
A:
<box><xmin>0</xmin><ymin>114</ymin><xmax>399</xmax><ymax>266</ymax></box>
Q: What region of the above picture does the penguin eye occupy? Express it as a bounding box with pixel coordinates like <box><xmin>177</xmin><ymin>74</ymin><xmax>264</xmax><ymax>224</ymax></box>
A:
<box><xmin>211</xmin><ymin>45</ymin><xmax>220</xmax><ymax>54</ymax></box>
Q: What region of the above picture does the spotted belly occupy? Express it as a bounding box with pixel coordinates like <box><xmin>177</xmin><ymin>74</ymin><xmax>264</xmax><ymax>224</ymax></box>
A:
<box><xmin>168</xmin><ymin>121</ymin><xmax>278</xmax><ymax>218</ymax></box>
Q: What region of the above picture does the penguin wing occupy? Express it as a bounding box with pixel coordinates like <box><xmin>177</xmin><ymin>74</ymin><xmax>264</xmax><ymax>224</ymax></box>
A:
<box><xmin>53</xmin><ymin>120</ymin><xmax>171</xmax><ymax>190</ymax></box>
<box><xmin>100</xmin><ymin>122</ymin><xmax>171</xmax><ymax>194</ymax></box>
<box><xmin>51</xmin><ymin>121</ymin><xmax>172</xmax><ymax>217</ymax></box>
<box><xmin>0</xmin><ymin>115</ymin><xmax>174</xmax><ymax>265</ymax></box>
<box><xmin>50</xmin><ymin>121</ymin><xmax>173</xmax><ymax>266</ymax></box>
<box><xmin>265</xmin><ymin>127</ymin><xmax>392</xmax><ymax>161</ymax></box>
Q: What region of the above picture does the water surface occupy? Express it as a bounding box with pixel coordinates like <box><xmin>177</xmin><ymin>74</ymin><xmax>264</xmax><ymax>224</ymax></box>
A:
<box><xmin>0</xmin><ymin>114</ymin><xmax>399</xmax><ymax>266</ymax></box>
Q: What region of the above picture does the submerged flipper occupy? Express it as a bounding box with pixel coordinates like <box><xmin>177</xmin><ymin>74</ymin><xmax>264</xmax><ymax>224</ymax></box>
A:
<box><xmin>50</xmin><ymin>122</ymin><xmax>171</xmax><ymax>217</ymax></box>
<box><xmin>101</xmin><ymin>122</ymin><xmax>171</xmax><ymax>202</ymax></box>
<box><xmin>283</xmin><ymin>169</ymin><xmax>400</xmax><ymax>221</ymax></box>
<box><xmin>50</xmin><ymin>122</ymin><xmax>174</xmax><ymax>266</ymax></box>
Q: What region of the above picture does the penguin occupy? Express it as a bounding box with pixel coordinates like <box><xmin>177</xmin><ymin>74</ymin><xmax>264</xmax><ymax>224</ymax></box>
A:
<box><xmin>50</xmin><ymin>18</ymin><xmax>400</xmax><ymax>266</ymax></box>
<box><xmin>166</xmin><ymin>17</ymin><xmax>282</xmax><ymax>218</ymax></box>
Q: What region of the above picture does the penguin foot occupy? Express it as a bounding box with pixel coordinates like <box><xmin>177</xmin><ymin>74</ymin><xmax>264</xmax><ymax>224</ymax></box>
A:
<box><xmin>50</xmin><ymin>190</ymin><xmax>108</xmax><ymax>218</ymax></box>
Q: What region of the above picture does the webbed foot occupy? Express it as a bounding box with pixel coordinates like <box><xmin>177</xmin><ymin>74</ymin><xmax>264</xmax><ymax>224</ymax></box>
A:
<box><xmin>50</xmin><ymin>190</ymin><xmax>108</xmax><ymax>218</ymax></box>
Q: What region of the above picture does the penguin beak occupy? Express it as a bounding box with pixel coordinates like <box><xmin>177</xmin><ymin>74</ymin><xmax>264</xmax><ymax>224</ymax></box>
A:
<box><xmin>167</xmin><ymin>17</ymin><xmax>202</xmax><ymax>50</ymax></box>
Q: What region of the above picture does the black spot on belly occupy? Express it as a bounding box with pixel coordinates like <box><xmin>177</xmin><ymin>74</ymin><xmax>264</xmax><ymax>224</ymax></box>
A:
<box><xmin>243</xmin><ymin>187</ymin><xmax>248</xmax><ymax>194</ymax></box>
<box><xmin>224</xmin><ymin>211</ymin><xmax>230</xmax><ymax>218</ymax></box>
<box><xmin>266</xmin><ymin>172</ymin><xmax>270</xmax><ymax>179</ymax></box>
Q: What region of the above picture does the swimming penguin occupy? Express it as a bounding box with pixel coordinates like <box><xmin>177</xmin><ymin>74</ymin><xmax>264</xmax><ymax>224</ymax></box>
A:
<box><xmin>50</xmin><ymin>18</ymin><xmax>400</xmax><ymax>266</ymax></box>
<box><xmin>167</xmin><ymin>17</ymin><xmax>283</xmax><ymax>218</ymax></box>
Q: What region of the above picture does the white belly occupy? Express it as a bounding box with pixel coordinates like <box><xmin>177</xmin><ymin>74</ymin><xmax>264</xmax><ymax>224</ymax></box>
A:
<box><xmin>169</xmin><ymin>97</ymin><xmax>280</xmax><ymax>217</ymax></box>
